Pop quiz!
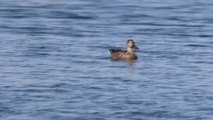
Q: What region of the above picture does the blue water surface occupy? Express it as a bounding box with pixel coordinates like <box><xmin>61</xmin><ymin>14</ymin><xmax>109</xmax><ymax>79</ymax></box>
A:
<box><xmin>0</xmin><ymin>0</ymin><xmax>213</xmax><ymax>120</ymax></box>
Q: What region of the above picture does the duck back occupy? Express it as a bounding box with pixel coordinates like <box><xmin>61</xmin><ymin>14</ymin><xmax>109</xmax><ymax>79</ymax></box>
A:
<box><xmin>109</xmin><ymin>49</ymin><xmax>127</xmax><ymax>60</ymax></box>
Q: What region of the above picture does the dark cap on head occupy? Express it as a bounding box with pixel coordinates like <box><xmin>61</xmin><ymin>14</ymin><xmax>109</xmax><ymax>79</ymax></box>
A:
<box><xmin>127</xmin><ymin>39</ymin><xmax>139</xmax><ymax>50</ymax></box>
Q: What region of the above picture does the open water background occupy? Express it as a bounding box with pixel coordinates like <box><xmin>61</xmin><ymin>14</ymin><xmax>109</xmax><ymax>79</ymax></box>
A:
<box><xmin>0</xmin><ymin>0</ymin><xmax>213</xmax><ymax>120</ymax></box>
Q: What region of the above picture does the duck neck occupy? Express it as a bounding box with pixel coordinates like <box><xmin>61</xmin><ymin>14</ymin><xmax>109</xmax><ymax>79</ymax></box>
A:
<box><xmin>127</xmin><ymin>47</ymin><xmax>133</xmax><ymax>53</ymax></box>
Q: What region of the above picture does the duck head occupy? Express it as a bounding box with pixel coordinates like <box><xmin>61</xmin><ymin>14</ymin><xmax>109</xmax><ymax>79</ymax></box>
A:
<box><xmin>126</xmin><ymin>39</ymin><xmax>139</xmax><ymax>51</ymax></box>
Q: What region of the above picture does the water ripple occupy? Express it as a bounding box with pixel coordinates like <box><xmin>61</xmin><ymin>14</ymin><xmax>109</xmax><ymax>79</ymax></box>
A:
<box><xmin>1</xmin><ymin>0</ymin><xmax>213</xmax><ymax>120</ymax></box>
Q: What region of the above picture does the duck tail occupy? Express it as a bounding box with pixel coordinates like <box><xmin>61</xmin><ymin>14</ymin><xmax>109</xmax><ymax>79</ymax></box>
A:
<box><xmin>109</xmin><ymin>49</ymin><xmax>113</xmax><ymax>55</ymax></box>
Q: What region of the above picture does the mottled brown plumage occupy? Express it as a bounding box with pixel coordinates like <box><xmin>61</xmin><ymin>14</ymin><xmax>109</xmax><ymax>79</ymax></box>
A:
<box><xmin>109</xmin><ymin>39</ymin><xmax>138</xmax><ymax>60</ymax></box>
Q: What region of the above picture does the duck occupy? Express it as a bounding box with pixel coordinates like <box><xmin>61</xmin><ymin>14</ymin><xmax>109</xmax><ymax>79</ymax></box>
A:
<box><xmin>109</xmin><ymin>39</ymin><xmax>138</xmax><ymax>60</ymax></box>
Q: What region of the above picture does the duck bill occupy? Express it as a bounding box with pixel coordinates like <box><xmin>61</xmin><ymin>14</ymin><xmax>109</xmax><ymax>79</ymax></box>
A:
<box><xmin>134</xmin><ymin>45</ymin><xmax>139</xmax><ymax>50</ymax></box>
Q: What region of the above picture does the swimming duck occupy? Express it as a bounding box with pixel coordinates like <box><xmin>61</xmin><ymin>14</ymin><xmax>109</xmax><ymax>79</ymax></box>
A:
<box><xmin>109</xmin><ymin>39</ymin><xmax>138</xmax><ymax>60</ymax></box>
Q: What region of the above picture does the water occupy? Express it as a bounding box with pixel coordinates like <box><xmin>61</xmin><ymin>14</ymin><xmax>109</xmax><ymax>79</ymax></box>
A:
<box><xmin>0</xmin><ymin>0</ymin><xmax>213</xmax><ymax>119</ymax></box>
